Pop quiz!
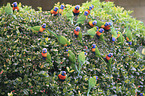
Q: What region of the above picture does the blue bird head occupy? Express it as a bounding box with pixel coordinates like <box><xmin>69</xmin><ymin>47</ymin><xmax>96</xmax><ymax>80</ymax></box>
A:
<box><xmin>95</xmin><ymin>26</ymin><xmax>99</xmax><ymax>31</ymax></box>
<box><xmin>54</xmin><ymin>7</ymin><xmax>58</xmax><ymax>12</ymax></box>
<box><xmin>75</xmin><ymin>26</ymin><xmax>80</xmax><ymax>31</ymax></box>
<box><xmin>99</xmin><ymin>28</ymin><xmax>104</xmax><ymax>33</ymax></box>
<box><xmin>108</xmin><ymin>53</ymin><xmax>113</xmax><ymax>57</ymax></box>
<box><xmin>84</xmin><ymin>11</ymin><xmax>88</xmax><ymax>16</ymax></box>
<box><xmin>42</xmin><ymin>23</ymin><xmax>46</xmax><ymax>28</ymax></box>
<box><xmin>93</xmin><ymin>76</ymin><xmax>98</xmax><ymax>80</ymax></box>
<box><xmin>60</xmin><ymin>5</ymin><xmax>65</xmax><ymax>9</ymax></box>
<box><xmin>61</xmin><ymin>71</ymin><xmax>66</xmax><ymax>76</ymax></box>
<box><xmin>12</xmin><ymin>2</ymin><xmax>17</xmax><ymax>7</ymax></box>
<box><xmin>128</xmin><ymin>42</ymin><xmax>132</xmax><ymax>45</ymax></box>
<box><xmin>92</xmin><ymin>20</ymin><xmax>97</xmax><ymax>25</ymax></box>
<box><xmin>66</xmin><ymin>49</ymin><xmax>69</xmax><ymax>52</ymax></box>
<box><xmin>104</xmin><ymin>22</ymin><xmax>109</xmax><ymax>27</ymax></box>
<box><xmin>42</xmin><ymin>48</ymin><xmax>47</xmax><ymax>53</ymax></box>
<box><xmin>75</xmin><ymin>5</ymin><xmax>80</xmax><ymax>10</ymax></box>
<box><xmin>139</xmin><ymin>93</ymin><xmax>143</xmax><ymax>96</ymax></box>
<box><xmin>89</xmin><ymin>6</ymin><xmax>92</xmax><ymax>10</ymax></box>
<box><xmin>85</xmin><ymin>52</ymin><xmax>87</xmax><ymax>56</ymax></box>
<box><xmin>112</xmin><ymin>37</ymin><xmax>116</xmax><ymax>42</ymax></box>
<box><xmin>92</xmin><ymin>44</ymin><xmax>96</xmax><ymax>48</ymax></box>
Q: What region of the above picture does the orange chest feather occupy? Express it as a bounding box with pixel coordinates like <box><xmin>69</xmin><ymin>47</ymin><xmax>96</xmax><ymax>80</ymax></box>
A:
<box><xmin>58</xmin><ymin>74</ymin><xmax>66</xmax><ymax>80</ymax></box>
<box><xmin>106</xmin><ymin>55</ymin><xmax>110</xmax><ymax>60</ymax></box>
<box><xmin>73</xmin><ymin>9</ymin><xmax>80</xmax><ymax>13</ymax></box>
<box><xmin>41</xmin><ymin>53</ymin><xmax>47</xmax><ymax>57</ymax></box>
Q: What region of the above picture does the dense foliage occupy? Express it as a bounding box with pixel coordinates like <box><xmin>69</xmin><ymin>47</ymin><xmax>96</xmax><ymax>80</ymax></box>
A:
<box><xmin>0</xmin><ymin>0</ymin><xmax>145</xmax><ymax>95</ymax></box>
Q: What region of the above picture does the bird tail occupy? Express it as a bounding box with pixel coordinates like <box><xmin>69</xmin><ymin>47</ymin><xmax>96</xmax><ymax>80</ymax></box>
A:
<box><xmin>87</xmin><ymin>88</ymin><xmax>90</xmax><ymax>96</ymax></box>
<box><xmin>48</xmin><ymin>29</ymin><xmax>58</xmax><ymax>38</ymax></box>
<box><xmin>100</xmin><ymin>56</ymin><xmax>107</xmax><ymax>65</ymax></box>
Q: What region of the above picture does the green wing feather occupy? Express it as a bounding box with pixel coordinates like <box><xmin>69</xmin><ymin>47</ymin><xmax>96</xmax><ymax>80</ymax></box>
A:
<box><xmin>46</xmin><ymin>52</ymin><xmax>51</xmax><ymax>63</ymax></box>
<box><xmin>78</xmin><ymin>30</ymin><xmax>82</xmax><ymax>43</ymax></box>
<box><xmin>117</xmin><ymin>31</ymin><xmax>124</xmax><ymax>45</ymax></box>
<box><xmin>126</xmin><ymin>22</ymin><xmax>132</xmax><ymax>41</ymax></box>
<box><xmin>5</xmin><ymin>3</ymin><xmax>13</xmax><ymax>15</ymax></box>
<box><xmin>68</xmin><ymin>50</ymin><xmax>76</xmax><ymax>63</ymax></box>
<box><xmin>88</xmin><ymin>77</ymin><xmax>96</xmax><ymax>89</ymax></box>
<box><xmin>58</xmin><ymin>36</ymin><xmax>70</xmax><ymax>46</ymax></box>
<box><xmin>78</xmin><ymin>52</ymin><xmax>85</xmax><ymax>65</ymax></box>
<box><xmin>77</xmin><ymin>14</ymin><xmax>87</xmax><ymax>24</ymax></box>
<box><xmin>96</xmin><ymin>20</ymin><xmax>105</xmax><ymax>28</ymax></box>
<box><xmin>111</xmin><ymin>26</ymin><xmax>117</xmax><ymax>38</ymax></box>
<box><xmin>86</xmin><ymin>27</ymin><xmax>96</xmax><ymax>38</ymax></box>
<box><xmin>30</xmin><ymin>26</ymin><xmax>41</xmax><ymax>32</ymax></box>
<box><xmin>99</xmin><ymin>34</ymin><xmax>107</xmax><ymax>46</ymax></box>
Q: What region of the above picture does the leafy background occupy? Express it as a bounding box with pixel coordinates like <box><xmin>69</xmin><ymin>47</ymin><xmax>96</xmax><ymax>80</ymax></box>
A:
<box><xmin>0</xmin><ymin>0</ymin><xmax>145</xmax><ymax>95</ymax></box>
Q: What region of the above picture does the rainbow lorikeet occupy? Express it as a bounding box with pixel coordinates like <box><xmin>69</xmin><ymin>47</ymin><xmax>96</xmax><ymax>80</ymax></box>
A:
<box><xmin>59</xmin><ymin>5</ymin><xmax>65</xmax><ymax>15</ymax></box>
<box><xmin>96</xmin><ymin>28</ymin><xmax>104</xmax><ymax>39</ymax></box>
<box><xmin>48</xmin><ymin>29</ymin><xmax>71</xmax><ymax>47</ymax></box>
<box><xmin>125</xmin><ymin>22</ymin><xmax>132</xmax><ymax>46</ymax></box>
<box><xmin>58</xmin><ymin>71</ymin><xmax>66</xmax><ymax>82</ymax></box>
<box><xmin>77</xmin><ymin>51</ymin><xmax>86</xmax><ymax>76</ymax></box>
<box><xmin>51</xmin><ymin>7</ymin><xmax>59</xmax><ymax>16</ymax></box>
<box><xmin>66</xmin><ymin>49</ymin><xmax>77</xmax><ymax>71</ymax></box>
<box><xmin>88</xmin><ymin>20</ymin><xmax>97</xmax><ymax>28</ymax></box>
<box><xmin>41</xmin><ymin>48</ymin><xmax>52</xmax><ymax>64</ymax></box>
<box><xmin>87</xmin><ymin>76</ymin><xmax>98</xmax><ymax>96</ymax></box>
<box><xmin>85</xmin><ymin>5</ymin><xmax>94</xmax><ymax>16</ymax></box>
<box><xmin>117</xmin><ymin>31</ymin><xmax>124</xmax><ymax>46</ymax></box>
<box><xmin>85</xmin><ymin>26</ymin><xmax>98</xmax><ymax>38</ymax></box>
<box><xmin>29</xmin><ymin>23</ymin><xmax>46</xmax><ymax>33</ymax></box>
<box><xmin>111</xmin><ymin>26</ymin><xmax>120</xmax><ymax>42</ymax></box>
<box><xmin>72</xmin><ymin>5</ymin><xmax>80</xmax><ymax>16</ymax></box>
<box><xmin>77</xmin><ymin>11</ymin><xmax>88</xmax><ymax>24</ymax></box>
<box><xmin>5</xmin><ymin>3</ymin><xmax>17</xmax><ymax>19</ymax></box>
<box><xmin>92</xmin><ymin>44</ymin><xmax>106</xmax><ymax>64</ymax></box>
<box><xmin>74</xmin><ymin>26</ymin><xmax>82</xmax><ymax>43</ymax></box>
<box><xmin>139</xmin><ymin>93</ymin><xmax>144</xmax><ymax>96</ymax></box>
<box><xmin>104</xmin><ymin>53</ymin><xmax>113</xmax><ymax>73</ymax></box>
<box><xmin>102</xmin><ymin>22</ymin><xmax>112</xmax><ymax>31</ymax></box>
<box><xmin>12</xmin><ymin>2</ymin><xmax>19</xmax><ymax>12</ymax></box>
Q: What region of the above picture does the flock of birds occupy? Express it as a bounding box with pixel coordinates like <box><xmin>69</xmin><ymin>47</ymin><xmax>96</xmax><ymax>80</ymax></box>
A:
<box><xmin>9</xmin><ymin>2</ymin><xmax>144</xmax><ymax>96</ymax></box>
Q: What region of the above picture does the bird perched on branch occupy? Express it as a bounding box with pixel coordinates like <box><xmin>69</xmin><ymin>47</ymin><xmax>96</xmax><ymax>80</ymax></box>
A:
<box><xmin>12</xmin><ymin>2</ymin><xmax>19</xmax><ymax>12</ymax></box>
<box><xmin>51</xmin><ymin>7</ymin><xmax>59</xmax><ymax>16</ymax></box>
<box><xmin>72</xmin><ymin>5</ymin><xmax>80</xmax><ymax>16</ymax></box>
<box><xmin>58</xmin><ymin>71</ymin><xmax>66</xmax><ymax>82</ymax></box>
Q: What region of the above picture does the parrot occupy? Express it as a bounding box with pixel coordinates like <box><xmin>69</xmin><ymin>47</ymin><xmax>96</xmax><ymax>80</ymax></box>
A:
<box><xmin>12</xmin><ymin>2</ymin><xmax>19</xmax><ymax>12</ymax></box>
<box><xmin>59</xmin><ymin>5</ymin><xmax>65</xmax><ymax>15</ymax></box>
<box><xmin>111</xmin><ymin>26</ymin><xmax>119</xmax><ymax>42</ymax></box>
<box><xmin>117</xmin><ymin>31</ymin><xmax>124</xmax><ymax>46</ymax></box>
<box><xmin>66</xmin><ymin>49</ymin><xmax>77</xmax><ymax>70</ymax></box>
<box><xmin>41</xmin><ymin>48</ymin><xmax>52</xmax><ymax>64</ymax></box>
<box><xmin>102</xmin><ymin>22</ymin><xmax>112</xmax><ymax>31</ymax></box>
<box><xmin>48</xmin><ymin>29</ymin><xmax>71</xmax><ymax>47</ymax></box>
<box><xmin>125</xmin><ymin>22</ymin><xmax>132</xmax><ymax>46</ymax></box>
<box><xmin>85</xmin><ymin>26</ymin><xmax>98</xmax><ymax>38</ymax></box>
<box><xmin>97</xmin><ymin>32</ymin><xmax>107</xmax><ymax>46</ymax></box>
<box><xmin>96</xmin><ymin>28</ymin><xmax>104</xmax><ymax>39</ymax></box>
<box><xmin>77</xmin><ymin>51</ymin><xmax>86</xmax><ymax>76</ymax></box>
<box><xmin>29</xmin><ymin>23</ymin><xmax>46</xmax><ymax>33</ymax></box>
<box><xmin>5</xmin><ymin>3</ymin><xmax>17</xmax><ymax>19</ymax></box>
<box><xmin>87</xmin><ymin>76</ymin><xmax>98</xmax><ymax>96</ymax></box>
<box><xmin>91</xmin><ymin>44</ymin><xmax>106</xmax><ymax>64</ymax></box>
<box><xmin>139</xmin><ymin>93</ymin><xmax>144</xmax><ymax>96</ymax></box>
<box><xmin>85</xmin><ymin>5</ymin><xmax>94</xmax><ymax>16</ymax></box>
<box><xmin>65</xmin><ymin>9</ymin><xmax>74</xmax><ymax>24</ymax></box>
<box><xmin>58</xmin><ymin>71</ymin><xmax>66</xmax><ymax>82</ymax></box>
<box><xmin>77</xmin><ymin>11</ymin><xmax>88</xmax><ymax>24</ymax></box>
<box><xmin>74</xmin><ymin>26</ymin><xmax>82</xmax><ymax>43</ymax></box>
<box><xmin>72</xmin><ymin>5</ymin><xmax>80</xmax><ymax>16</ymax></box>
<box><xmin>50</xmin><ymin>7</ymin><xmax>59</xmax><ymax>16</ymax></box>
<box><xmin>88</xmin><ymin>20</ymin><xmax>97</xmax><ymax>28</ymax></box>
<box><xmin>104</xmin><ymin>53</ymin><xmax>113</xmax><ymax>73</ymax></box>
